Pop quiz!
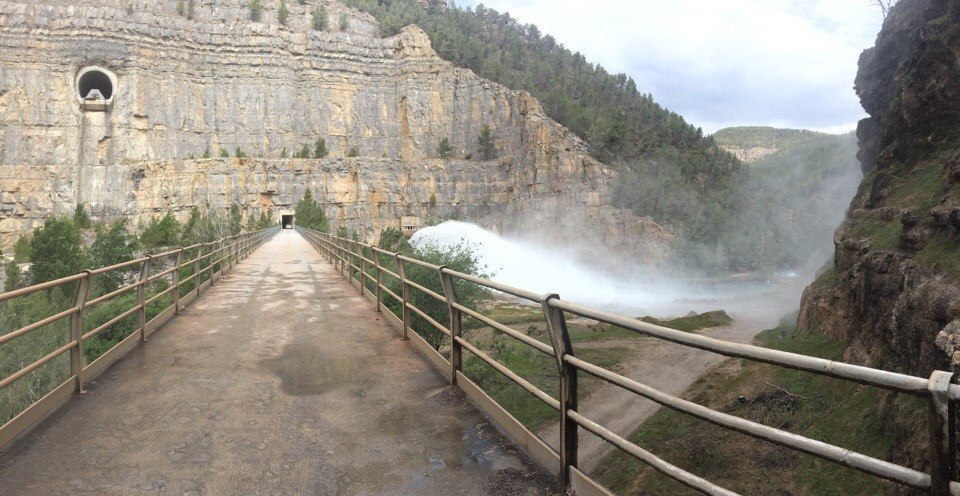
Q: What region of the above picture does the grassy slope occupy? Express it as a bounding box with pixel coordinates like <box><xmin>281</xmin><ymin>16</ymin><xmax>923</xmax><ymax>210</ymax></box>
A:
<box><xmin>593</xmin><ymin>323</ymin><xmax>928</xmax><ymax>496</ymax></box>
<box><xmin>712</xmin><ymin>126</ymin><xmax>839</xmax><ymax>153</ymax></box>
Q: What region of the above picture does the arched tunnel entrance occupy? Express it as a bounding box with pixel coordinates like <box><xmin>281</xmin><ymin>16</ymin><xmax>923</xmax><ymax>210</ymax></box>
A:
<box><xmin>281</xmin><ymin>215</ymin><xmax>294</xmax><ymax>229</ymax></box>
<box><xmin>78</xmin><ymin>70</ymin><xmax>114</xmax><ymax>100</ymax></box>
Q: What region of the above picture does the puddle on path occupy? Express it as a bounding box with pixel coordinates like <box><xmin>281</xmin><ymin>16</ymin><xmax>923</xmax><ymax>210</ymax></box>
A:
<box><xmin>260</xmin><ymin>339</ymin><xmax>371</xmax><ymax>395</ymax></box>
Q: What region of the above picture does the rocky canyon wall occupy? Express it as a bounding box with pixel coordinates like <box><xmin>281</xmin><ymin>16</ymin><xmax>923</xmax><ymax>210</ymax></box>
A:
<box><xmin>0</xmin><ymin>0</ymin><xmax>672</xmax><ymax>263</ymax></box>
<box><xmin>798</xmin><ymin>0</ymin><xmax>960</xmax><ymax>376</ymax></box>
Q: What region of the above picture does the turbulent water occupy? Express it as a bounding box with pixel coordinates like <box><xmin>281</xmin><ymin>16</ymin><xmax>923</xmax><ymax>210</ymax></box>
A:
<box><xmin>410</xmin><ymin>221</ymin><xmax>805</xmax><ymax>319</ymax></box>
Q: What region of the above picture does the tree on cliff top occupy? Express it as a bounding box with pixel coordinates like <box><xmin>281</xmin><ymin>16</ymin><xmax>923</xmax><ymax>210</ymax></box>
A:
<box><xmin>314</xmin><ymin>138</ymin><xmax>329</xmax><ymax>158</ymax></box>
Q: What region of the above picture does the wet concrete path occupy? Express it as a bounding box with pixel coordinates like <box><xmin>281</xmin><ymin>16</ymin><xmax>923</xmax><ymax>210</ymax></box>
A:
<box><xmin>0</xmin><ymin>230</ymin><xmax>554</xmax><ymax>495</ymax></box>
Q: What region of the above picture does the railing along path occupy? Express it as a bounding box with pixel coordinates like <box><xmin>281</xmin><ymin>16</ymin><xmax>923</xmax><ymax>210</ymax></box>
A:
<box><xmin>0</xmin><ymin>227</ymin><xmax>279</xmax><ymax>448</ymax></box>
<box><xmin>297</xmin><ymin>226</ymin><xmax>960</xmax><ymax>496</ymax></box>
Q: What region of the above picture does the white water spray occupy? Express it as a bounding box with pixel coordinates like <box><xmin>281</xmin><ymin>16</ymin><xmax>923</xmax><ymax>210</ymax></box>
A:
<box><xmin>410</xmin><ymin>221</ymin><xmax>798</xmax><ymax>318</ymax></box>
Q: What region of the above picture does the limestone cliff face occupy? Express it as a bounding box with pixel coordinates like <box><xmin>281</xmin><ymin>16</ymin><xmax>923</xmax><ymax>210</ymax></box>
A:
<box><xmin>0</xmin><ymin>0</ymin><xmax>673</xmax><ymax>262</ymax></box>
<box><xmin>798</xmin><ymin>0</ymin><xmax>960</xmax><ymax>376</ymax></box>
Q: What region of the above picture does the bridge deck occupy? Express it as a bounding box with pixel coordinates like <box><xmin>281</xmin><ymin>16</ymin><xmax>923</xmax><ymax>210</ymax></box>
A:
<box><xmin>0</xmin><ymin>230</ymin><xmax>553</xmax><ymax>495</ymax></box>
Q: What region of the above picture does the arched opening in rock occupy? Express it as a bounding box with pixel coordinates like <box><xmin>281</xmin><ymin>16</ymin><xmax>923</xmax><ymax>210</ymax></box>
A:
<box><xmin>77</xmin><ymin>70</ymin><xmax>114</xmax><ymax>100</ymax></box>
<box><xmin>281</xmin><ymin>215</ymin><xmax>294</xmax><ymax>229</ymax></box>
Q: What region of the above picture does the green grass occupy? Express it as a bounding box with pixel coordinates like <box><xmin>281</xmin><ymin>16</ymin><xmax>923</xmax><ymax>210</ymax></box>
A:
<box><xmin>594</xmin><ymin>325</ymin><xmax>928</xmax><ymax>495</ymax></box>
<box><xmin>914</xmin><ymin>237</ymin><xmax>960</xmax><ymax>278</ymax></box>
<box><xmin>640</xmin><ymin>310</ymin><xmax>733</xmax><ymax>332</ymax></box>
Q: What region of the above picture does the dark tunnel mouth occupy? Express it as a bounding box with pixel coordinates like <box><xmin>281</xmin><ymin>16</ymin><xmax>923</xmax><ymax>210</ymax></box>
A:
<box><xmin>77</xmin><ymin>69</ymin><xmax>114</xmax><ymax>100</ymax></box>
<box><xmin>281</xmin><ymin>215</ymin><xmax>294</xmax><ymax>229</ymax></box>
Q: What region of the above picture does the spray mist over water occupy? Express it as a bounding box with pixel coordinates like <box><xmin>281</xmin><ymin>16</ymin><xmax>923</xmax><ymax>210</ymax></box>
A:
<box><xmin>411</xmin><ymin>221</ymin><xmax>804</xmax><ymax>319</ymax></box>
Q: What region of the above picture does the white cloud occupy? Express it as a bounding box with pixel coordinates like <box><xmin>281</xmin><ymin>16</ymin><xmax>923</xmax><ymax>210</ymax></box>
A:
<box><xmin>456</xmin><ymin>0</ymin><xmax>885</xmax><ymax>133</ymax></box>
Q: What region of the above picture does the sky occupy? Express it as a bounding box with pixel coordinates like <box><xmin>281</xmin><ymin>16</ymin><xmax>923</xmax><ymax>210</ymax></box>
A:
<box><xmin>456</xmin><ymin>0</ymin><xmax>887</xmax><ymax>134</ymax></box>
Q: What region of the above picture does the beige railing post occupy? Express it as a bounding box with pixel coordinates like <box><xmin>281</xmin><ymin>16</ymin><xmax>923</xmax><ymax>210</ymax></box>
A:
<box><xmin>541</xmin><ymin>293</ymin><xmax>578</xmax><ymax>491</ymax></box>
<box><xmin>138</xmin><ymin>255</ymin><xmax>153</xmax><ymax>341</ymax></box>
<box><xmin>359</xmin><ymin>243</ymin><xmax>366</xmax><ymax>297</ymax></box>
<box><xmin>194</xmin><ymin>243</ymin><xmax>204</xmax><ymax>296</ymax></box>
<box><xmin>373</xmin><ymin>249</ymin><xmax>382</xmax><ymax>311</ymax></box>
<box><xmin>173</xmin><ymin>250</ymin><xmax>183</xmax><ymax>314</ymax></box>
<box><xmin>928</xmin><ymin>370</ymin><xmax>956</xmax><ymax>496</ymax></box>
<box><xmin>397</xmin><ymin>255</ymin><xmax>410</xmax><ymax>340</ymax></box>
<box><xmin>439</xmin><ymin>267</ymin><xmax>462</xmax><ymax>386</ymax></box>
<box><xmin>69</xmin><ymin>271</ymin><xmax>92</xmax><ymax>394</ymax></box>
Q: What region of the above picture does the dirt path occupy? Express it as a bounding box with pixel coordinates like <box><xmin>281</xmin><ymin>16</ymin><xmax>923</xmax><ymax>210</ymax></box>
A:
<box><xmin>538</xmin><ymin>314</ymin><xmax>779</xmax><ymax>472</ymax></box>
<box><xmin>0</xmin><ymin>230</ymin><xmax>554</xmax><ymax>496</ymax></box>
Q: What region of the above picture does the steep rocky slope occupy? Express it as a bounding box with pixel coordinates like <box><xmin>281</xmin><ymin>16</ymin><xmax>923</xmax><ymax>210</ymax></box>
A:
<box><xmin>798</xmin><ymin>0</ymin><xmax>960</xmax><ymax>376</ymax></box>
<box><xmin>0</xmin><ymin>0</ymin><xmax>672</xmax><ymax>261</ymax></box>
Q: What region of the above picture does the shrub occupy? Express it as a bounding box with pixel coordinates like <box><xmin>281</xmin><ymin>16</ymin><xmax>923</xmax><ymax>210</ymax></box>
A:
<box><xmin>248</xmin><ymin>0</ymin><xmax>262</xmax><ymax>21</ymax></box>
<box><xmin>235</xmin><ymin>148</ymin><xmax>247</xmax><ymax>158</ymax></box>
<box><xmin>339</xmin><ymin>12</ymin><xmax>349</xmax><ymax>30</ymax></box>
<box><xmin>4</xmin><ymin>261</ymin><xmax>22</xmax><ymax>292</ymax></box>
<box><xmin>29</xmin><ymin>217</ymin><xmax>84</xmax><ymax>285</ymax></box>
<box><xmin>73</xmin><ymin>204</ymin><xmax>91</xmax><ymax>229</ymax></box>
<box><xmin>314</xmin><ymin>137</ymin><xmax>328</xmax><ymax>158</ymax></box>
<box><xmin>477</xmin><ymin>124</ymin><xmax>494</xmax><ymax>159</ymax></box>
<box><xmin>13</xmin><ymin>235</ymin><xmax>30</xmax><ymax>263</ymax></box>
<box><xmin>312</xmin><ymin>6</ymin><xmax>328</xmax><ymax>30</ymax></box>
<box><xmin>220</xmin><ymin>148</ymin><xmax>229</xmax><ymax>158</ymax></box>
<box><xmin>277</xmin><ymin>0</ymin><xmax>289</xmax><ymax>25</ymax></box>
<box><xmin>347</xmin><ymin>146</ymin><xmax>359</xmax><ymax>157</ymax></box>
<box><xmin>139</xmin><ymin>212</ymin><xmax>180</xmax><ymax>248</ymax></box>
<box><xmin>438</xmin><ymin>137</ymin><xmax>452</xmax><ymax>159</ymax></box>
<box><xmin>378</xmin><ymin>227</ymin><xmax>404</xmax><ymax>250</ymax></box>
<box><xmin>295</xmin><ymin>189</ymin><xmax>329</xmax><ymax>232</ymax></box>
<box><xmin>90</xmin><ymin>219</ymin><xmax>137</xmax><ymax>293</ymax></box>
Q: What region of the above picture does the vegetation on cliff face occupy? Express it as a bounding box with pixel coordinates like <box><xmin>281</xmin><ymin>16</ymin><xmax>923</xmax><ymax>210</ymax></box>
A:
<box><xmin>342</xmin><ymin>0</ymin><xmax>742</xmax><ymax>249</ymax></box>
<box><xmin>798</xmin><ymin>0</ymin><xmax>960</xmax><ymax>376</ymax></box>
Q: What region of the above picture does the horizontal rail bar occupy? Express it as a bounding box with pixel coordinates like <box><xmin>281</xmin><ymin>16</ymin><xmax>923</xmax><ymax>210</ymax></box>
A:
<box><xmin>567</xmin><ymin>409</ymin><xmax>739</xmax><ymax>496</ymax></box>
<box><xmin>406</xmin><ymin>302</ymin><xmax>452</xmax><ymax>337</ymax></box>
<box><xmin>147</xmin><ymin>265</ymin><xmax>179</xmax><ymax>281</ymax></box>
<box><xmin>567</xmin><ymin>355</ymin><xmax>933</xmax><ymax>491</ymax></box>
<box><xmin>456</xmin><ymin>336</ymin><xmax>560</xmax><ymax>411</ymax></box>
<box><xmin>405</xmin><ymin>279</ymin><xmax>447</xmax><ymax>304</ymax></box>
<box><xmin>0</xmin><ymin>340</ymin><xmax>75</xmax><ymax>390</ymax></box>
<box><xmin>379</xmin><ymin>266</ymin><xmax>401</xmax><ymax>281</ymax></box>
<box><xmin>0</xmin><ymin>306</ymin><xmax>79</xmax><ymax>347</ymax></box>
<box><xmin>85</xmin><ymin>280</ymin><xmax>142</xmax><ymax>307</ymax></box>
<box><xmin>145</xmin><ymin>284</ymin><xmax>177</xmax><ymax>306</ymax></box>
<box><xmin>0</xmin><ymin>273</ymin><xmax>87</xmax><ymax>302</ymax></box>
<box><xmin>550</xmin><ymin>299</ymin><xmax>932</xmax><ymax>395</ymax></box>
<box><xmin>380</xmin><ymin>285</ymin><xmax>402</xmax><ymax>303</ymax></box>
<box><xmin>397</xmin><ymin>254</ymin><xmax>442</xmax><ymax>271</ymax></box>
<box><xmin>88</xmin><ymin>257</ymin><xmax>149</xmax><ymax>275</ymax></box>
<box><xmin>441</xmin><ymin>267</ymin><xmax>542</xmax><ymax>302</ymax></box>
<box><xmin>82</xmin><ymin>304</ymin><xmax>142</xmax><ymax>341</ymax></box>
<box><xmin>452</xmin><ymin>302</ymin><xmax>555</xmax><ymax>356</ymax></box>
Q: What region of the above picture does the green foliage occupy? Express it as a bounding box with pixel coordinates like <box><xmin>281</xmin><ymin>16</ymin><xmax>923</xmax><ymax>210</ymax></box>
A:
<box><xmin>280</xmin><ymin>147</ymin><xmax>289</xmax><ymax>158</ymax></box>
<box><xmin>476</xmin><ymin>125</ymin><xmax>494</xmax><ymax>160</ymax></box>
<box><xmin>234</xmin><ymin>147</ymin><xmax>247</xmax><ymax>158</ymax></box>
<box><xmin>384</xmin><ymin>240</ymin><xmax>491</xmax><ymax>349</ymax></box>
<box><xmin>202</xmin><ymin>147</ymin><xmax>211</xmax><ymax>159</ymax></box>
<box><xmin>347</xmin><ymin>146</ymin><xmax>359</xmax><ymax>158</ymax></box>
<box><xmin>176</xmin><ymin>0</ymin><xmax>185</xmax><ymax>16</ymax></box>
<box><xmin>437</xmin><ymin>137</ymin><xmax>452</xmax><ymax>158</ymax></box>
<box><xmin>295</xmin><ymin>189</ymin><xmax>329</xmax><ymax>232</ymax></box>
<box><xmin>187</xmin><ymin>0</ymin><xmax>194</xmax><ymax>19</ymax></box>
<box><xmin>4</xmin><ymin>260</ymin><xmax>22</xmax><ymax>292</ymax></box>
<box><xmin>13</xmin><ymin>235</ymin><xmax>30</xmax><ymax>263</ymax></box>
<box><xmin>378</xmin><ymin>227</ymin><xmax>404</xmax><ymax>250</ymax></box>
<box><xmin>314</xmin><ymin>137</ymin><xmax>328</xmax><ymax>158</ymax></box>
<box><xmin>90</xmin><ymin>219</ymin><xmax>137</xmax><ymax>293</ymax></box>
<box><xmin>248</xmin><ymin>0</ymin><xmax>262</xmax><ymax>21</ymax></box>
<box><xmin>73</xmin><ymin>204</ymin><xmax>91</xmax><ymax>229</ymax></box>
<box><xmin>277</xmin><ymin>0</ymin><xmax>289</xmax><ymax>25</ymax></box>
<box><xmin>640</xmin><ymin>310</ymin><xmax>732</xmax><ymax>333</ymax></box>
<box><xmin>229</xmin><ymin>204</ymin><xmax>243</xmax><ymax>235</ymax></box>
<box><xmin>139</xmin><ymin>212</ymin><xmax>181</xmax><ymax>248</ymax></box>
<box><xmin>29</xmin><ymin>217</ymin><xmax>84</xmax><ymax>285</ymax></box>
<box><xmin>220</xmin><ymin>148</ymin><xmax>229</xmax><ymax>158</ymax></box>
<box><xmin>312</xmin><ymin>6</ymin><xmax>328</xmax><ymax>30</ymax></box>
<box><xmin>338</xmin><ymin>12</ymin><xmax>348</xmax><ymax>30</ymax></box>
<box><xmin>247</xmin><ymin>210</ymin><xmax>274</xmax><ymax>231</ymax></box>
<box><xmin>295</xmin><ymin>144</ymin><xmax>311</xmax><ymax>158</ymax></box>
<box><xmin>181</xmin><ymin>207</ymin><xmax>232</xmax><ymax>244</ymax></box>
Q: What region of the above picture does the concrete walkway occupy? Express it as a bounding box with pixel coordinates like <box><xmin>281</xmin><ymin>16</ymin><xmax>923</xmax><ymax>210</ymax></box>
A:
<box><xmin>0</xmin><ymin>230</ymin><xmax>554</xmax><ymax>496</ymax></box>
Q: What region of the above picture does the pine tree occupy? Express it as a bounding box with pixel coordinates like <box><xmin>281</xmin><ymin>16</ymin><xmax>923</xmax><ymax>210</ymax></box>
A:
<box><xmin>29</xmin><ymin>217</ymin><xmax>85</xmax><ymax>284</ymax></box>
<box><xmin>277</xmin><ymin>0</ymin><xmax>289</xmax><ymax>25</ymax></box>
<box><xmin>477</xmin><ymin>125</ymin><xmax>494</xmax><ymax>160</ymax></box>
<box><xmin>339</xmin><ymin>12</ymin><xmax>349</xmax><ymax>30</ymax></box>
<box><xmin>176</xmin><ymin>0</ymin><xmax>185</xmax><ymax>16</ymax></box>
<box><xmin>438</xmin><ymin>137</ymin><xmax>452</xmax><ymax>159</ymax></box>
<box><xmin>73</xmin><ymin>204</ymin><xmax>91</xmax><ymax>229</ymax></box>
<box><xmin>248</xmin><ymin>0</ymin><xmax>262</xmax><ymax>21</ymax></box>
<box><xmin>312</xmin><ymin>6</ymin><xmax>328</xmax><ymax>30</ymax></box>
<box><xmin>4</xmin><ymin>260</ymin><xmax>22</xmax><ymax>292</ymax></box>
<box><xmin>314</xmin><ymin>137</ymin><xmax>328</xmax><ymax>158</ymax></box>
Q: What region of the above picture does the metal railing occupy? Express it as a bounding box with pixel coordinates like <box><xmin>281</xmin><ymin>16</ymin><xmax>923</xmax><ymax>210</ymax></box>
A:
<box><xmin>298</xmin><ymin>226</ymin><xmax>959</xmax><ymax>496</ymax></box>
<box><xmin>0</xmin><ymin>227</ymin><xmax>279</xmax><ymax>449</ymax></box>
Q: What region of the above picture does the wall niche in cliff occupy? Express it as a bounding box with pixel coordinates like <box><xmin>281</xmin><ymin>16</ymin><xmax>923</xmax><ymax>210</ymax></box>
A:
<box><xmin>76</xmin><ymin>66</ymin><xmax>116</xmax><ymax>111</ymax></box>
